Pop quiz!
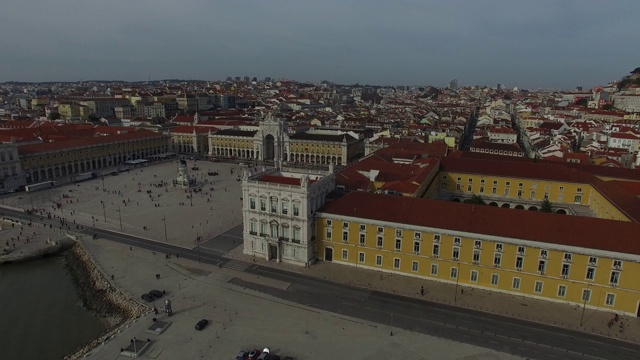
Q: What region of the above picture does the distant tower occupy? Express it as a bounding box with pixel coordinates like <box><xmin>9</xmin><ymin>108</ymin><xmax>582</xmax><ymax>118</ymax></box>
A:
<box><xmin>497</xmin><ymin>83</ymin><xmax>503</xmax><ymax>90</ymax></box>
<box><xmin>449</xmin><ymin>79</ymin><xmax>458</xmax><ymax>90</ymax></box>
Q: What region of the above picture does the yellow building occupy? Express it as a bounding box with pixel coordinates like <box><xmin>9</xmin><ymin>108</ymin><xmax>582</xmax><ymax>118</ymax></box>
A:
<box><xmin>58</xmin><ymin>102</ymin><xmax>82</xmax><ymax>120</ymax></box>
<box><xmin>207</xmin><ymin>115</ymin><xmax>363</xmax><ymax>165</ymax></box>
<box><xmin>435</xmin><ymin>156</ymin><xmax>639</xmax><ymax>222</ymax></box>
<box><xmin>18</xmin><ymin>129</ymin><xmax>170</xmax><ymax>183</ymax></box>
<box><xmin>316</xmin><ymin>192</ymin><xmax>640</xmax><ymax>316</ymax></box>
<box><xmin>426</xmin><ymin>132</ymin><xmax>457</xmax><ymax>148</ymax></box>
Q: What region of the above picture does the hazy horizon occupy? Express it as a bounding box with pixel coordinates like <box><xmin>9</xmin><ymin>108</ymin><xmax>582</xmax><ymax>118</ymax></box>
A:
<box><xmin>1</xmin><ymin>0</ymin><xmax>638</xmax><ymax>89</ymax></box>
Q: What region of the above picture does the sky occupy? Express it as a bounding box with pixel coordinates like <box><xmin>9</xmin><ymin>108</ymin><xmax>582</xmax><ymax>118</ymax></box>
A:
<box><xmin>0</xmin><ymin>0</ymin><xmax>638</xmax><ymax>89</ymax></box>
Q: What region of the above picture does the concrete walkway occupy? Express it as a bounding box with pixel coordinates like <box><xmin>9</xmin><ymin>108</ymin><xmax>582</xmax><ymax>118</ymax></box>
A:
<box><xmin>224</xmin><ymin>243</ymin><xmax>640</xmax><ymax>344</ymax></box>
<box><xmin>78</xmin><ymin>236</ymin><xmax>519</xmax><ymax>360</ymax></box>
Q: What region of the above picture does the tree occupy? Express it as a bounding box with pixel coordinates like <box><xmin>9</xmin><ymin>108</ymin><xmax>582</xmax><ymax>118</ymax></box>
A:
<box><xmin>48</xmin><ymin>112</ymin><xmax>61</xmax><ymax>120</ymax></box>
<box><xmin>540</xmin><ymin>199</ymin><xmax>553</xmax><ymax>213</ymax></box>
<box><xmin>464</xmin><ymin>195</ymin><xmax>486</xmax><ymax>205</ymax></box>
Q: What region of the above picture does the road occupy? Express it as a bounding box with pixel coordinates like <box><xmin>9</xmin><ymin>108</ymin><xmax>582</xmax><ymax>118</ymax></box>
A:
<box><xmin>3</xmin><ymin>206</ymin><xmax>639</xmax><ymax>360</ymax></box>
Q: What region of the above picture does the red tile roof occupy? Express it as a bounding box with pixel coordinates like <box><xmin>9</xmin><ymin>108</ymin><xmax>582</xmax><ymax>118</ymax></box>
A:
<box><xmin>17</xmin><ymin>129</ymin><xmax>165</xmax><ymax>155</ymax></box>
<box><xmin>319</xmin><ymin>192</ymin><xmax>640</xmax><ymax>255</ymax></box>
<box><xmin>170</xmin><ymin>126</ymin><xmax>214</xmax><ymax>134</ymax></box>
<box><xmin>440</xmin><ymin>156</ymin><xmax>593</xmax><ymax>184</ymax></box>
<box><xmin>259</xmin><ymin>174</ymin><xmax>317</xmax><ymax>186</ymax></box>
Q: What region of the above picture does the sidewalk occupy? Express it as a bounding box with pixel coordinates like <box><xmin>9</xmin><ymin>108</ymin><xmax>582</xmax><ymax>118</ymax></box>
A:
<box><xmin>225</xmin><ymin>245</ymin><xmax>640</xmax><ymax>344</ymax></box>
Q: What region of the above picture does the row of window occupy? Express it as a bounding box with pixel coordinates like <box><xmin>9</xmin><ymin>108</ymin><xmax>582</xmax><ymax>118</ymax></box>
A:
<box><xmin>341</xmin><ymin>245</ymin><xmax>622</xmax><ymax>285</ymax></box>
<box><xmin>449</xmin><ymin>183</ymin><xmax>582</xmax><ymax>203</ymax></box>
<box><xmin>249</xmin><ymin>221</ymin><xmax>301</xmax><ymax>241</ymax></box>
<box><xmin>450</xmin><ymin>177</ymin><xmax>582</xmax><ymax>193</ymax></box>
<box><xmin>342</xmin><ymin>249</ymin><xmax>617</xmax><ymax>307</ymax></box>
<box><xmin>250</xmin><ymin>197</ymin><xmax>300</xmax><ymax>216</ymax></box>
<box><xmin>329</xmin><ymin>227</ymin><xmax>622</xmax><ymax>268</ymax></box>
<box><xmin>0</xmin><ymin>151</ymin><xmax>15</xmax><ymax>162</ymax></box>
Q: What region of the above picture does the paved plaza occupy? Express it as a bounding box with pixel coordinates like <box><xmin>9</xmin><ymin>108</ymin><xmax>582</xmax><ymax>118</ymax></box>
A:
<box><xmin>2</xmin><ymin>159</ymin><xmax>247</xmax><ymax>248</ymax></box>
<box><xmin>80</xmin><ymin>237</ymin><xmax>518</xmax><ymax>360</ymax></box>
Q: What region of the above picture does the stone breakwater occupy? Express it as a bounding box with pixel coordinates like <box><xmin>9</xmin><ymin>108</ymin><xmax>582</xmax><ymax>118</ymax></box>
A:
<box><xmin>63</xmin><ymin>243</ymin><xmax>148</xmax><ymax>360</ymax></box>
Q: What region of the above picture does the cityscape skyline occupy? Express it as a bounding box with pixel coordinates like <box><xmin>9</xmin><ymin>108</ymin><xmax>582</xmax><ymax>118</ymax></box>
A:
<box><xmin>1</xmin><ymin>0</ymin><xmax>638</xmax><ymax>88</ymax></box>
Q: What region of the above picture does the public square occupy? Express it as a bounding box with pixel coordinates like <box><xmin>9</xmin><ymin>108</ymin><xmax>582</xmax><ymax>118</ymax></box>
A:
<box><xmin>2</xmin><ymin>159</ymin><xmax>247</xmax><ymax>251</ymax></box>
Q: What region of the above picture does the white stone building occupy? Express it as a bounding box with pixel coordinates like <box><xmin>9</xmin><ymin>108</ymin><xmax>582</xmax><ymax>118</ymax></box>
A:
<box><xmin>0</xmin><ymin>142</ymin><xmax>25</xmax><ymax>192</ymax></box>
<box><xmin>241</xmin><ymin>165</ymin><xmax>336</xmax><ymax>265</ymax></box>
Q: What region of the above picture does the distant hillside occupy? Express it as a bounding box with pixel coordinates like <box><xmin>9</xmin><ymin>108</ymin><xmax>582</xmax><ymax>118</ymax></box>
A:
<box><xmin>618</xmin><ymin>67</ymin><xmax>640</xmax><ymax>89</ymax></box>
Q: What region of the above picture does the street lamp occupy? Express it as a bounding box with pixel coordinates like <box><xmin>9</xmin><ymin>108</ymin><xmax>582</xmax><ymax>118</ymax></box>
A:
<box><xmin>100</xmin><ymin>200</ymin><xmax>106</xmax><ymax>222</ymax></box>
<box><xmin>580</xmin><ymin>283</ymin><xmax>592</xmax><ymax>327</ymax></box>
<box><xmin>117</xmin><ymin>206</ymin><xmax>123</xmax><ymax>231</ymax></box>
<box><xmin>162</xmin><ymin>214</ymin><xmax>168</xmax><ymax>242</ymax></box>
<box><xmin>454</xmin><ymin>261</ymin><xmax>460</xmax><ymax>304</ymax></box>
<box><xmin>101</xmin><ymin>175</ymin><xmax>105</xmax><ymax>192</ymax></box>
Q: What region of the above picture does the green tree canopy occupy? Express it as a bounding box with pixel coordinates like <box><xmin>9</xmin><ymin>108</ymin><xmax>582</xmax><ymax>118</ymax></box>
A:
<box><xmin>464</xmin><ymin>195</ymin><xmax>486</xmax><ymax>205</ymax></box>
<box><xmin>540</xmin><ymin>199</ymin><xmax>553</xmax><ymax>213</ymax></box>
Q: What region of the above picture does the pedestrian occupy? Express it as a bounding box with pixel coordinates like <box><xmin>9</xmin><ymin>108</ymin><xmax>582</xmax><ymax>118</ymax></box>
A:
<box><xmin>130</xmin><ymin>246</ymin><xmax>132</xmax><ymax>251</ymax></box>
<box><xmin>420</xmin><ymin>286</ymin><xmax>424</xmax><ymax>296</ymax></box>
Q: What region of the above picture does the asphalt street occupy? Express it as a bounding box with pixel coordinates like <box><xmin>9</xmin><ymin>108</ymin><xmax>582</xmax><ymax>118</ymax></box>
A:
<box><xmin>3</xmin><ymin>206</ymin><xmax>639</xmax><ymax>360</ymax></box>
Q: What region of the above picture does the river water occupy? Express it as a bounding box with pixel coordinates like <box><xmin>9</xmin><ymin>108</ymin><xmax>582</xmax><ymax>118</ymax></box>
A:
<box><xmin>0</xmin><ymin>256</ymin><xmax>106</xmax><ymax>360</ymax></box>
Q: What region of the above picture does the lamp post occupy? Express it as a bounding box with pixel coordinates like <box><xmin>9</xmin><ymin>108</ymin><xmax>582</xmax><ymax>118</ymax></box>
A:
<box><xmin>354</xmin><ymin>207</ymin><xmax>358</xmax><ymax>284</ymax></box>
<box><xmin>100</xmin><ymin>200</ymin><xmax>106</xmax><ymax>222</ymax></box>
<box><xmin>454</xmin><ymin>261</ymin><xmax>460</xmax><ymax>304</ymax></box>
<box><xmin>580</xmin><ymin>283</ymin><xmax>592</xmax><ymax>327</ymax></box>
<box><xmin>162</xmin><ymin>214</ymin><xmax>168</xmax><ymax>242</ymax></box>
<box><xmin>117</xmin><ymin>207</ymin><xmax>123</xmax><ymax>231</ymax></box>
<box><xmin>101</xmin><ymin>175</ymin><xmax>105</xmax><ymax>192</ymax></box>
<box><xmin>196</xmin><ymin>226</ymin><xmax>201</xmax><ymax>263</ymax></box>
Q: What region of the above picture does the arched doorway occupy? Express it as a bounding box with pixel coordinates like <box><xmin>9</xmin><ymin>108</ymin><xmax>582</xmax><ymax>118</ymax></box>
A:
<box><xmin>264</xmin><ymin>134</ymin><xmax>275</xmax><ymax>161</ymax></box>
<box><xmin>501</xmin><ymin>203</ymin><xmax>510</xmax><ymax>208</ymax></box>
<box><xmin>324</xmin><ymin>247</ymin><xmax>333</xmax><ymax>261</ymax></box>
<box><xmin>452</xmin><ymin>198</ymin><xmax>461</xmax><ymax>202</ymax></box>
<box><xmin>528</xmin><ymin>206</ymin><xmax>538</xmax><ymax>211</ymax></box>
<box><xmin>514</xmin><ymin>205</ymin><xmax>525</xmax><ymax>210</ymax></box>
<box><xmin>489</xmin><ymin>202</ymin><xmax>498</xmax><ymax>207</ymax></box>
<box><xmin>556</xmin><ymin>209</ymin><xmax>567</xmax><ymax>215</ymax></box>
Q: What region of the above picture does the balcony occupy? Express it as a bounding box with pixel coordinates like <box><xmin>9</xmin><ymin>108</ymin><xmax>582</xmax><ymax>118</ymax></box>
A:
<box><xmin>249</xmin><ymin>231</ymin><xmax>257</xmax><ymax>235</ymax></box>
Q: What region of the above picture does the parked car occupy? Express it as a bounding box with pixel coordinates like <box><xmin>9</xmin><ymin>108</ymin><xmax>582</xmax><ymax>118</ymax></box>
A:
<box><xmin>257</xmin><ymin>347</ymin><xmax>271</xmax><ymax>360</ymax></box>
<box><xmin>235</xmin><ymin>350</ymin><xmax>248</xmax><ymax>360</ymax></box>
<box><xmin>195</xmin><ymin>319</ymin><xmax>208</xmax><ymax>331</ymax></box>
<box><xmin>140</xmin><ymin>293</ymin><xmax>154</xmax><ymax>302</ymax></box>
<box><xmin>247</xmin><ymin>349</ymin><xmax>261</xmax><ymax>360</ymax></box>
<box><xmin>149</xmin><ymin>289</ymin><xmax>163</xmax><ymax>299</ymax></box>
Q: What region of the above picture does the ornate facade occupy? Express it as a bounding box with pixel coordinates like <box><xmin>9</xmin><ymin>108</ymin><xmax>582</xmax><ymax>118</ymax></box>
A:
<box><xmin>208</xmin><ymin>113</ymin><xmax>363</xmax><ymax>166</ymax></box>
<box><xmin>241</xmin><ymin>165</ymin><xmax>336</xmax><ymax>265</ymax></box>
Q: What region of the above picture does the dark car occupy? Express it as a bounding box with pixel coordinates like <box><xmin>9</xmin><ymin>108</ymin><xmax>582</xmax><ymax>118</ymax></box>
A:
<box><xmin>140</xmin><ymin>293</ymin><xmax>154</xmax><ymax>302</ymax></box>
<box><xmin>149</xmin><ymin>290</ymin><xmax>163</xmax><ymax>299</ymax></box>
<box><xmin>191</xmin><ymin>166</ymin><xmax>199</xmax><ymax>171</ymax></box>
<box><xmin>235</xmin><ymin>350</ymin><xmax>248</xmax><ymax>360</ymax></box>
<box><xmin>195</xmin><ymin>319</ymin><xmax>208</xmax><ymax>330</ymax></box>
<box><xmin>247</xmin><ymin>349</ymin><xmax>261</xmax><ymax>360</ymax></box>
<box><xmin>257</xmin><ymin>347</ymin><xmax>271</xmax><ymax>360</ymax></box>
